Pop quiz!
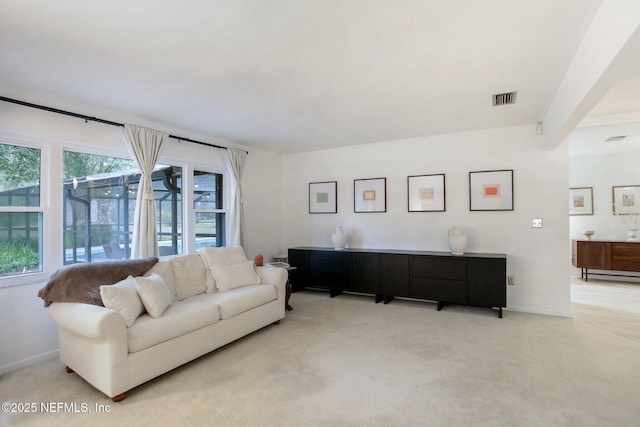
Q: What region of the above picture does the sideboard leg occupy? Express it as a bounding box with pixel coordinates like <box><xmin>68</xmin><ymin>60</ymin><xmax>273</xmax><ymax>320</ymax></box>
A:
<box><xmin>375</xmin><ymin>294</ymin><xmax>384</xmax><ymax>303</ymax></box>
<box><xmin>437</xmin><ymin>301</ymin><xmax>443</xmax><ymax>311</ymax></box>
<box><xmin>383</xmin><ymin>295</ymin><xmax>394</xmax><ymax>304</ymax></box>
<box><xmin>498</xmin><ymin>307</ymin><xmax>503</xmax><ymax>318</ymax></box>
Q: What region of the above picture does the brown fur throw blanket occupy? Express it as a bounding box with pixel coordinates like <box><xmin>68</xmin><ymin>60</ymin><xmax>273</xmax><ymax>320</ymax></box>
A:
<box><xmin>38</xmin><ymin>257</ymin><xmax>158</xmax><ymax>307</ymax></box>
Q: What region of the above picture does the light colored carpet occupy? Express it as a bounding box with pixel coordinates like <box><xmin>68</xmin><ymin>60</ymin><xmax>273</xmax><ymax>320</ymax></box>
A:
<box><xmin>2</xmin><ymin>288</ymin><xmax>639</xmax><ymax>426</ymax></box>
<box><xmin>571</xmin><ymin>276</ymin><xmax>640</xmax><ymax>344</ymax></box>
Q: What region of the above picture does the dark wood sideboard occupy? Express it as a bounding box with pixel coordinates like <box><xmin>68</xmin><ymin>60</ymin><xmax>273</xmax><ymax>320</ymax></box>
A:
<box><xmin>572</xmin><ymin>240</ymin><xmax>640</xmax><ymax>281</ymax></box>
<box><xmin>288</xmin><ymin>247</ymin><xmax>507</xmax><ymax>317</ymax></box>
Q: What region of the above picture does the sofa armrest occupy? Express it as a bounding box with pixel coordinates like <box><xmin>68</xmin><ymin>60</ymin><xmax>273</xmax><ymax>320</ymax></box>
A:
<box><xmin>49</xmin><ymin>302</ymin><xmax>127</xmax><ymax>340</ymax></box>
<box><xmin>255</xmin><ymin>266</ymin><xmax>287</xmax><ymax>287</ymax></box>
<box><xmin>48</xmin><ymin>302</ymin><xmax>129</xmax><ymax>399</ymax></box>
<box><xmin>256</xmin><ymin>266</ymin><xmax>287</xmax><ymax>305</ymax></box>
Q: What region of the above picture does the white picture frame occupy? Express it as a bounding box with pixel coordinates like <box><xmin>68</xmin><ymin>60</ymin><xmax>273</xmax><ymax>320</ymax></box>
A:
<box><xmin>408</xmin><ymin>174</ymin><xmax>445</xmax><ymax>212</ymax></box>
<box><xmin>469</xmin><ymin>169</ymin><xmax>514</xmax><ymax>211</ymax></box>
<box><xmin>354</xmin><ymin>178</ymin><xmax>386</xmax><ymax>213</ymax></box>
<box><xmin>309</xmin><ymin>181</ymin><xmax>337</xmax><ymax>214</ymax></box>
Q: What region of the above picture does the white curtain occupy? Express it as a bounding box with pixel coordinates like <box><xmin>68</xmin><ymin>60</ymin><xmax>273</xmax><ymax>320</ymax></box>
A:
<box><xmin>123</xmin><ymin>124</ymin><xmax>168</xmax><ymax>258</ymax></box>
<box><xmin>223</xmin><ymin>148</ymin><xmax>247</xmax><ymax>249</ymax></box>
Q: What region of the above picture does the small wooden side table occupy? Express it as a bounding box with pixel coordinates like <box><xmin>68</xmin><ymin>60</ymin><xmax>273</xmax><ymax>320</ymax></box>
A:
<box><xmin>267</xmin><ymin>262</ymin><xmax>296</xmax><ymax>311</ymax></box>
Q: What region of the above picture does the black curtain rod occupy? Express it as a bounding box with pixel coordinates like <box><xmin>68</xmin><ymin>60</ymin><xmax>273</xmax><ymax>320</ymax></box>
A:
<box><xmin>0</xmin><ymin>95</ymin><xmax>238</xmax><ymax>152</ymax></box>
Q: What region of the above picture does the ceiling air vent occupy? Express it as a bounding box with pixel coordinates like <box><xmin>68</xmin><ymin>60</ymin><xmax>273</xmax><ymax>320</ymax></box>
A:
<box><xmin>605</xmin><ymin>135</ymin><xmax>627</xmax><ymax>142</ymax></box>
<box><xmin>492</xmin><ymin>91</ymin><xmax>517</xmax><ymax>106</ymax></box>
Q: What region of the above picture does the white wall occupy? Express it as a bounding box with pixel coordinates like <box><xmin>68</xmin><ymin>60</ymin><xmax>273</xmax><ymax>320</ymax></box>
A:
<box><xmin>282</xmin><ymin>124</ymin><xmax>570</xmax><ymax>316</ymax></box>
<box><xmin>570</xmin><ymin>152</ymin><xmax>640</xmax><ymax>241</ymax></box>
<box><xmin>0</xmin><ymin>103</ymin><xmax>571</xmax><ymax>371</ymax></box>
<box><xmin>242</xmin><ymin>148</ymin><xmax>284</xmax><ymax>261</ymax></box>
<box><xmin>0</xmin><ymin>102</ymin><xmax>283</xmax><ymax>372</ymax></box>
<box><xmin>569</xmin><ymin>148</ymin><xmax>640</xmax><ymax>280</ymax></box>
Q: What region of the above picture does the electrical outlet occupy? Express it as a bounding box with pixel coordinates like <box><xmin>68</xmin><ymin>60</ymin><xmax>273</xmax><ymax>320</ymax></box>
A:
<box><xmin>532</xmin><ymin>218</ymin><xmax>543</xmax><ymax>228</ymax></box>
<box><xmin>508</xmin><ymin>275</ymin><xmax>515</xmax><ymax>285</ymax></box>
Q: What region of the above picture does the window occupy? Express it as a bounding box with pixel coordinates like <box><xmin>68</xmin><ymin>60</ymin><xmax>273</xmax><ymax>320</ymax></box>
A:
<box><xmin>63</xmin><ymin>150</ymin><xmax>183</xmax><ymax>263</ymax></box>
<box><xmin>0</xmin><ymin>143</ymin><xmax>43</xmax><ymax>278</ymax></box>
<box><xmin>194</xmin><ymin>170</ymin><xmax>224</xmax><ymax>249</ymax></box>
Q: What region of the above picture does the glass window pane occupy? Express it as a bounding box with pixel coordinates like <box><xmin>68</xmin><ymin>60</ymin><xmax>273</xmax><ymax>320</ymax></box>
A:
<box><xmin>0</xmin><ymin>143</ymin><xmax>41</xmax><ymax>207</ymax></box>
<box><xmin>0</xmin><ymin>212</ymin><xmax>42</xmax><ymax>277</ymax></box>
<box><xmin>194</xmin><ymin>171</ymin><xmax>223</xmax><ymax>210</ymax></box>
<box><xmin>156</xmin><ymin>166</ymin><xmax>182</xmax><ymax>256</ymax></box>
<box><xmin>63</xmin><ymin>151</ymin><xmax>183</xmax><ymax>263</ymax></box>
<box><xmin>195</xmin><ymin>212</ymin><xmax>224</xmax><ymax>249</ymax></box>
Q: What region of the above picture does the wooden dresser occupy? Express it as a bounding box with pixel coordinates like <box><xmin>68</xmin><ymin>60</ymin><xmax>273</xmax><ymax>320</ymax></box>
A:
<box><xmin>572</xmin><ymin>240</ymin><xmax>640</xmax><ymax>281</ymax></box>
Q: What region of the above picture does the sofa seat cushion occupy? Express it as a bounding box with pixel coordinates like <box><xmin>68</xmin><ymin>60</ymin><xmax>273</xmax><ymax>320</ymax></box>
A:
<box><xmin>209</xmin><ymin>284</ymin><xmax>277</xmax><ymax>320</ymax></box>
<box><xmin>128</xmin><ymin>294</ymin><xmax>220</xmax><ymax>353</ymax></box>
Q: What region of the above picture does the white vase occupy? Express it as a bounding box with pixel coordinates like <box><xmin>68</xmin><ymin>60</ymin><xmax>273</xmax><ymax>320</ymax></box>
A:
<box><xmin>331</xmin><ymin>226</ymin><xmax>347</xmax><ymax>250</ymax></box>
<box><xmin>448</xmin><ymin>227</ymin><xmax>467</xmax><ymax>255</ymax></box>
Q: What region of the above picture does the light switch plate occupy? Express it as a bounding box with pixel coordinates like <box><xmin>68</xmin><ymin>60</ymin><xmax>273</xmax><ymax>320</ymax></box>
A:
<box><xmin>532</xmin><ymin>218</ymin><xmax>543</xmax><ymax>228</ymax></box>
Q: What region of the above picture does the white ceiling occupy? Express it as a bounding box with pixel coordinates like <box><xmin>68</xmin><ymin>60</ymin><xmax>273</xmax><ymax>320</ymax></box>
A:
<box><xmin>1</xmin><ymin>0</ymin><xmax>637</xmax><ymax>154</ymax></box>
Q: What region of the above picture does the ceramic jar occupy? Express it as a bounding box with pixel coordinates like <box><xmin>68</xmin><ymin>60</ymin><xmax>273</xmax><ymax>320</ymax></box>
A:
<box><xmin>331</xmin><ymin>226</ymin><xmax>348</xmax><ymax>250</ymax></box>
<box><xmin>448</xmin><ymin>227</ymin><xmax>467</xmax><ymax>255</ymax></box>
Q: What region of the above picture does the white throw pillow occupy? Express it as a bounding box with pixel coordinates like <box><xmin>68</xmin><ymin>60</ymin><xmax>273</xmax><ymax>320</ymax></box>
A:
<box><xmin>171</xmin><ymin>254</ymin><xmax>207</xmax><ymax>300</ymax></box>
<box><xmin>198</xmin><ymin>246</ymin><xmax>248</xmax><ymax>293</ymax></box>
<box><xmin>211</xmin><ymin>261</ymin><xmax>261</xmax><ymax>292</ymax></box>
<box><xmin>134</xmin><ymin>273</ymin><xmax>172</xmax><ymax>318</ymax></box>
<box><xmin>144</xmin><ymin>260</ymin><xmax>177</xmax><ymax>301</ymax></box>
<box><xmin>100</xmin><ymin>276</ymin><xmax>144</xmax><ymax>327</ymax></box>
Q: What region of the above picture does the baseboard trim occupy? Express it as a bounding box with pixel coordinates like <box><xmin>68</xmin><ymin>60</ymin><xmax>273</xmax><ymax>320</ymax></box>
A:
<box><xmin>0</xmin><ymin>349</ymin><xmax>58</xmax><ymax>375</ymax></box>
<box><xmin>506</xmin><ymin>305</ymin><xmax>572</xmax><ymax>318</ymax></box>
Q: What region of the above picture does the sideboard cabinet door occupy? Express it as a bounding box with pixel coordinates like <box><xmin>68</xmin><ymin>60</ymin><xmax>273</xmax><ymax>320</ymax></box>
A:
<box><xmin>309</xmin><ymin>250</ymin><xmax>352</xmax><ymax>291</ymax></box>
<box><xmin>467</xmin><ymin>257</ymin><xmax>506</xmax><ymax>308</ymax></box>
<box><xmin>574</xmin><ymin>241</ymin><xmax>611</xmax><ymax>269</ymax></box>
<box><xmin>288</xmin><ymin>248</ymin><xmax>310</xmax><ymax>292</ymax></box>
<box><xmin>381</xmin><ymin>254</ymin><xmax>410</xmax><ymax>297</ymax></box>
<box><xmin>352</xmin><ymin>252</ymin><xmax>381</xmax><ymax>294</ymax></box>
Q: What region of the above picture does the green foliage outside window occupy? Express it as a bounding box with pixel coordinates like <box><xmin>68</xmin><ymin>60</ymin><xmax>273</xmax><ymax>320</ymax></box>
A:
<box><xmin>0</xmin><ymin>143</ymin><xmax>40</xmax><ymax>192</ymax></box>
<box><xmin>0</xmin><ymin>239</ymin><xmax>39</xmax><ymax>276</ymax></box>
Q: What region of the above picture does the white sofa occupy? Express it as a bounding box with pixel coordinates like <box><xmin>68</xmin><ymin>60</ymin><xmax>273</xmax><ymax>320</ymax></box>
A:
<box><xmin>46</xmin><ymin>247</ymin><xmax>287</xmax><ymax>401</ymax></box>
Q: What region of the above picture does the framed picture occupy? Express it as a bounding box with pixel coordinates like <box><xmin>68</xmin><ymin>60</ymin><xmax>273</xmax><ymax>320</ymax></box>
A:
<box><xmin>469</xmin><ymin>169</ymin><xmax>514</xmax><ymax>211</ymax></box>
<box><xmin>612</xmin><ymin>185</ymin><xmax>640</xmax><ymax>214</ymax></box>
<box><xmin>569</xmin><ymin>187</ymin><xmax>594</xmax><ymax>215</ymax></box>
<box><xmin>309</xmin><ymin>181</ymin><xmax>337</xmax><ymax>214</ymax></box>
<box><xmin>354</xmin><ymin>178</ymin><xmax>386</xmax><ymax>212</ymax></box>
<box><xmin>408</xmin><ymin>174</ymin><xmax>445</xmax><ymax>212</ymax></box>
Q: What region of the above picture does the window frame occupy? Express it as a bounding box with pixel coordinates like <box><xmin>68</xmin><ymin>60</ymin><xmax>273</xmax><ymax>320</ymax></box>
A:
<box><xmin>193</xmin><ymin>169</ymin><xmax>226</xmax><ymax>250</ymax></box>
<box><xmin>0</xmin><ymin>134</ymin><xmax>50</xmax><ymax>288</ymax></box>
<box><xmin>0</xmin><ymin>132</ymin><xmax>229</xmax><ymax>289</ymax></box>
<box><xmin>180</xmin><ymin>163</ymin><xmax>229</xmax><ymax>254</ymax></box>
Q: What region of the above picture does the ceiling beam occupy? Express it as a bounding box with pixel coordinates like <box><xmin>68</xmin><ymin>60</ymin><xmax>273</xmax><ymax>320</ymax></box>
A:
<box><xmin>541</xmin><ymin>0</ymin><xmax>640</xmax><ymax>149</ymax></box>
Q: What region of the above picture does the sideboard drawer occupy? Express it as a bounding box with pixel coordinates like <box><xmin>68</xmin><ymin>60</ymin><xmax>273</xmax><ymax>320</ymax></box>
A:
<box><xmin>611</xmin><ymin>243</ymin><xmax>640</xmax><ymax>271</ymax></box>
<box><xmin>411</xmin><ymin>278</ymin><xmax>466</xmax><ymax>303</ymax></box>
<box><xmin>412</xmin><ymin>256</ymin><xmax>466</xmax><ymax>280</ymax></box>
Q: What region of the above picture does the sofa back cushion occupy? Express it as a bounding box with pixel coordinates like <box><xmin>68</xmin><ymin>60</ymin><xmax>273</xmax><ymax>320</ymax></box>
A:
<box><xmin>171</xmin><ymin>254</ymin><xmax>207</xmax><ymax>300</ymax></box>
<box><xmin>198</xmin><ymin>246</ymin><xmax>248</xmax><ymax>292</ymax></box>
<box><xmin>211</xmin><ymin>261</ymin><xmax>261</xmax><ymax>292</ymax></box>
